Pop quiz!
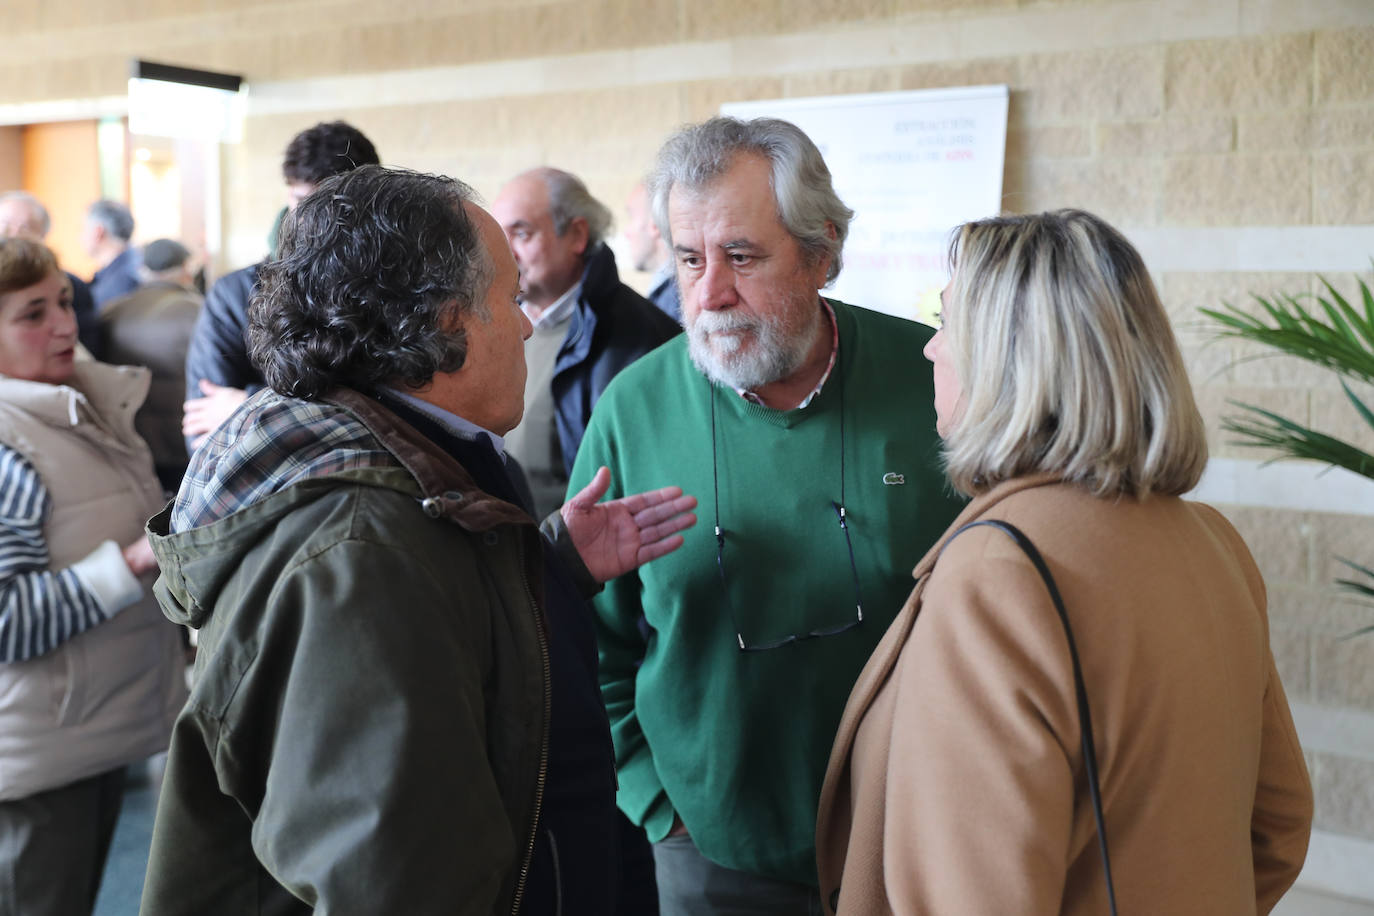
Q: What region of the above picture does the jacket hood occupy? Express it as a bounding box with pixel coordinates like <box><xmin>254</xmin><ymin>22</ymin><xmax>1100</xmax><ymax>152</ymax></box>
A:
<box><xmin>149</xmin><ymin>388</ymin><xmax>531</xmax><ymax>629</ymax></box>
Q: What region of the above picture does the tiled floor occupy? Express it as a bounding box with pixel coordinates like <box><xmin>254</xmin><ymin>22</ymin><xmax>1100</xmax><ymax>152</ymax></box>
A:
<box><xmin>92</xmin><ymin>769</ymin><xmax>1374</xmax><ymax>916</ymax></box>
<box><xmin>92</xmin><ymin>762</ymin><xmax>158</xmax><ymax>916</ymax></box>
<box><xmin>1277</xmin><ymin>888</ymin><xmax>1374</xmax><ymax>916</ymax></box>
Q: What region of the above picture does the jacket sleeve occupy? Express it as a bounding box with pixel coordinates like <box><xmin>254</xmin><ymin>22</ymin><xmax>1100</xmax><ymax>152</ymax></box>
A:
<box><xmin>216</xmin><ymin>537</ymin><xmax>518</xmax><ymax>914</ymax></box>
<box><xmin>184</xmin><ymin>268</ymin><xmax>261</xmax><ymax>402</ymax></box>
<box><xmin>1251</xmin><ymin>649</ymin><xmax>1314</xmax><ymax>912</ymax></box>
<box><xmin>0</xmin><ymin>447</ymin><xmax>142</xmax><ymax>662</ymax></box>
<box><xmin>872</xmin><ymin>547</ymin><xmax>1079</xmax><ymax>915</ymax></box>
<box><xmin>566</xmin><ymin>421</ymin><xmax>673</xmax><ymax>839</ymax></box>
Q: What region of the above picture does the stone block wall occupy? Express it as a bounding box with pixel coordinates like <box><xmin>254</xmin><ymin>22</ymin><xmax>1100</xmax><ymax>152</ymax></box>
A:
<box><xmin>5</xmin><ymin>0</ymin><xmax>1374</xmax><ymax>900</ymax></box>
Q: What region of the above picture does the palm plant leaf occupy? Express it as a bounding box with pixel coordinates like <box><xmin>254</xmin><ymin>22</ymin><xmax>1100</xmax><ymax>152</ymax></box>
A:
<box><xmin>1204</xmin><ymin>273</ymin><xmax>1374</xmax><ymax>626</ymax></box>
<box><xmin>1199</xmin><ymin>275</ymin><xmax>1374</xmax><ymax>385</ymax></box>
<box><xmin>1335</xmin><ymin>559</ymin><xmax>1374</xmax><ymax>632</ymax></box>
<box><xmin>1223</xmin><ymin>401</ymin><xmax>1374</xmax><ymax>478</ymax></box>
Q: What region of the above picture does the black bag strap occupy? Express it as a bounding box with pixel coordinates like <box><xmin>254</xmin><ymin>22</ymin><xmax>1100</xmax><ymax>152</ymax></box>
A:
<box><xmin>940</xmin><ymin>519</ymin><xmax>1119</xmax><ymax>915</ymax></box>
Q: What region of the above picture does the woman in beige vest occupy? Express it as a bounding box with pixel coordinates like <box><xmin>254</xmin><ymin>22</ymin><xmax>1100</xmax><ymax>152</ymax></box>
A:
<box><xmin>815</xmin><ymin>210</ymin><xmax>1313</xmax><ymax>915</ymax></box>
<box><xmin>0</xmin><ymin>238</ymin><xmax>186</xmax><ymax>916</ymax></box>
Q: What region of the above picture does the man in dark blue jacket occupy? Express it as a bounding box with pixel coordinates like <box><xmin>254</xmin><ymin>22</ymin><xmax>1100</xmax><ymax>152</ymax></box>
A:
<box><xmin>493</xmin><ymin>168</ymin><xmax>679</xmax><ymax>518</ymax></box>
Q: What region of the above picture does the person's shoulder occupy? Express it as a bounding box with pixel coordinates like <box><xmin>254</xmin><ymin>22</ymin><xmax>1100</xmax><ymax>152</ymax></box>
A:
<box><xmin>592</xmin><ymin>332</ymin><xmax>690</xmax><ymax>404</ymax></box>
<box><xmin>836</xmin><ymin>299</ymin><xmax>936</xmax><ymax>344</ymax></box>
<box><xmin>206</xmin><ymin>262</ymin><xmax>262</xmax><ymax>305</ymax></box>
<box><xmin>602</xmin><ymin>282</ymin><xmax>680</xmax><ymax>336</ymax></box>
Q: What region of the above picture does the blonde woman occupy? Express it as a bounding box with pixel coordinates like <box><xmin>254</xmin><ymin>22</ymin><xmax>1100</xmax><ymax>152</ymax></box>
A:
<box><xmin>815</xmin><ymin>210</ymin><xmax>1313</xmax><ymax>915</ymax></box>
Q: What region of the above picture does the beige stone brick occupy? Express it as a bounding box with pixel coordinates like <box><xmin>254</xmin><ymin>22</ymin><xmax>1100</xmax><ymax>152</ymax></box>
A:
<box><xmin>411</xmin><ymin>99</ymin><xmax>518</xmax><ymax>153</ymax></box>
<box><xmin>680</xmin><ymin>77</ymin><xmax>787</xmax><ymax>122</ymax></box>
<box><xmin>1237</xmin><ymin>111</ymin><xmax>1313</xmax><ymax>152</ymax></box>
<box><xmin>1001</xmin><ymin>157</ymin><xmax>1159</xmax><ymax>225</ymax></box>
<box><xmin>1312</xmin><ymin>753</ymin><xmax>1374</xmax><ymax>839</ymax></box>
<box><xmin>1163</xmin><ymin>270</ymin><xmax>1316</xmax><ymax>323</ymax></box>
<box><xmin>1196</xmin><ymin>385</ymin><xmax>1311</xmax><ymax>460</ymax></box>
<box><xmin>1316</xmin><ymin>27</ymin><xmax>1374</xmax><ymax>105</ymax></box>
<box><xmin>1244</xmin><ymin>1</ymin><xmax>1374</xmax><ymax>35</ymax></box>
<box><xmin>498</xmin><ymin>85</ymin><xmax>681</xmax><ymax>152</ymax></box>
<box><xmin>1004</xmin><ymin>125</ymin><xmax>1092</xmax><ymax>161</ymax></box>
<box><xmin>1229</xmin><ymin>342</ymin><xmax>1344</xmax><ymax>389</ymax></box>
<box><xmin>1162</xmin><ymin>154</ymin><xmax>1310</xmax><ymax>226</ymax></box>
<box><xmin>1270</xmin><ymin>626</ymin><xmax>1312</xmax><ymax>700</ymax></box>
<box><xmin>1313</xmin><ymin>107</ymin><xmax>1374</xmax><ymax>149</ymax></box>
<box><xmin>783</xmin><ymin>67</ymin><xmax>901</xmax><ymax>99</ymax></box>
<box><xmin>7</xmin><ymin>2</ymin><xmax>41</xmax><ymax>32</ymax></box>
<box><xmin>787</xmin><ymin>0</ymin><xmax>898</xmax><ymax>31</ymax></box>
<box><xmin>1098</xmin><ymin>116</ymin><xmax>1234</xmax><ymax>158</ymax></box>
<box><xmin>1314</xmin><ymin>150</ymin><xmax>1374</xmax><ymax>224</ymax></box>
<box><xmin>1313</xmin><ymin>628</ymin><xmax>1374</xmax><ymax>713</ymax></box>
<box><xmin>1019</xmin><ymin>47</ymin><xmax>1164</xmax><ymax>123</ymax></box>
<box><xmin>1160</xmin><ymin>280</ymin><xmax>1241</xmax><ymax>386</ymax></box>
<box><xmin>1165</xmin><ymin>33</ymin><xmax>1313</xmax><ymax>113</ymax></box>
<box><xmin>897</xmin><ymin>58</ymin><xmax>1020</xmax><ymax>94</ymax></box>
<box><xmin>592</xmin><ymin>0</ymin><xmax>685</xmax><ymax>52</ymax></box>
<box><xmin>891</xmin><ymin>0</ymin><xmax>1011</xmax><ymax>13</ymax></box>
<box><xmin>1268</xmin><ymin>582</ymin><xmax>1374</xmax><ymax>638</ymax></box>
<box><xmin>683</xmin><ymin>0</ymin><xmax>785</xmax><ymax>42</ymax></box>
<box><xmin>1310</xmin><ymin>510</ymin><xmax>1374</xmax><ymax>588</ymax></box>
<box><xmin>1210</xmin><ymin>505</ymin><xmax>1314</xmax><ymax>585</ymax></box>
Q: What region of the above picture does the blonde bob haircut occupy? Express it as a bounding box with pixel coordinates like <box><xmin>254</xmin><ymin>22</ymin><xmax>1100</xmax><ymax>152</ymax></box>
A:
<box><xmin>940</xmin><ymin>209</ymin><xmax>1207</xmax><ymax>499</ymax></box>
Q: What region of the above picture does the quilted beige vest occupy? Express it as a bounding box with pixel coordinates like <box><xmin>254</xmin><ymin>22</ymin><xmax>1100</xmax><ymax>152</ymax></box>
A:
<box><xmin>0</xmin><ymin>361</ymin><xmax>187</xmax><ymax>800</ymax></box>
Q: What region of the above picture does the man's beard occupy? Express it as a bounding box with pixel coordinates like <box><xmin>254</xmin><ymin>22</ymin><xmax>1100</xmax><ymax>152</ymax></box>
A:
<box><xmin>685</xmin><ymin>290</ymin><xmax>822</xmax><ymax>391</ymax></box>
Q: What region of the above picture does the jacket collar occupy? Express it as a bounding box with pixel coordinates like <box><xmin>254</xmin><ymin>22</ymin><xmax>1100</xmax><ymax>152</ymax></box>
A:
<box><xmin>0</xmin><ymin>361</ymin><xmax>149</xmax><ymax>440</ymax></box>
<box><xmin>324</xmin><ymin>388</ymin><xmax>531</xmax><ymax>532</ymax></box>
<box><xmin>910</xmin><ymin>472</ymin><xmax>1064</xmax><ymax>581</ymax></box>
<box><xmin>554</xmin><ymin>243</ymin><xmax>621</xmax><ymax>371</ymax></box>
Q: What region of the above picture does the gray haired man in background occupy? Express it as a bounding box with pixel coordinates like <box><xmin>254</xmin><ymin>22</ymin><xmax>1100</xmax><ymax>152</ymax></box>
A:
<box><xmin>83</xmin><ymin>199</ymin><xmax>140</xmax><ymax>309</ymax></box>
<box><xmin>492</xmin><ymin>167</ymin><xmax>679</xmax><ymax>518</ymax></box>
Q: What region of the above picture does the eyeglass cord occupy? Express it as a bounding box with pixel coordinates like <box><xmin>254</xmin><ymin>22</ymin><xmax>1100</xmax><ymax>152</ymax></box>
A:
<box><xmin>709</xmin><ymin>358</ymin><xmax>863</xmax><ymax>650</ymax></box>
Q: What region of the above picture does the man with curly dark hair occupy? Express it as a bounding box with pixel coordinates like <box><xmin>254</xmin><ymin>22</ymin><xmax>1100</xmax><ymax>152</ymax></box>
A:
<box><xmin>141</xmin><ymin>165</ymin><xmax>695</xmax><ymax>916</ymax></box>
<box><xmin>182</xmin><ymin>121</ymin><xmax>380</xmax><ymax>453</ymax></box>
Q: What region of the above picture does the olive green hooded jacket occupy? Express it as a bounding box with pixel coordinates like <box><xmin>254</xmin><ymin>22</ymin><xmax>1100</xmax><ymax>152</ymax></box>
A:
<box><xmin>140</xmin><ymin>389</ymin><xmax>552</xmax><ymax>915</ymax></box>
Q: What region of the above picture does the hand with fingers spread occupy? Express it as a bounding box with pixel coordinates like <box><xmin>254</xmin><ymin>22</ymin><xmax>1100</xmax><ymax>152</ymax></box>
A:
<box><xmin>183</xmin><ymin>379</ymin><xmax>248</xmax><ymax>447</ymax></box>
<box><xmin>561</xmin><ymin>466</ymin><xmax>697</xmax><ymax>584</ymax></box>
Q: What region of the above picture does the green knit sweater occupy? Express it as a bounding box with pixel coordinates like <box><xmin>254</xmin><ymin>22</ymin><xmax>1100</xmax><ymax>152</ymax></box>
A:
<box><xmin>569</xmin><ymin>300</ymin><xmax>964</xmax><ymax>886</ymax></box>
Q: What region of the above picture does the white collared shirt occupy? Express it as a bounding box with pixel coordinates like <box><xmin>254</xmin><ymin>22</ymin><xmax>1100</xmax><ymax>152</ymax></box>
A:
<box><xmin>380</xmin><ymin>386</ymin><xmax>507</xmax><ymax>455</ymax></box>
<box><xmin>523</xmin><ymin>281</ymin><xmax>582</xmax><ymax>330</ymax></box>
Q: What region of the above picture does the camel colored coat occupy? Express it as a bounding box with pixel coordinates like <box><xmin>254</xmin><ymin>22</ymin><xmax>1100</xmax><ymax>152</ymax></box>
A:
<box><xmin>816</xmin><ymin>475</ymin><xmax>1312</xmax><ymax>915</ymax></box>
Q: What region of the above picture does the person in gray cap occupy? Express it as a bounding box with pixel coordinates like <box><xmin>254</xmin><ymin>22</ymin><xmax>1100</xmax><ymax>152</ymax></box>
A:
<box><xmin>99</xmin><ymin>239</ymin><xmax>204</xmax><ymax>492</ymax></box>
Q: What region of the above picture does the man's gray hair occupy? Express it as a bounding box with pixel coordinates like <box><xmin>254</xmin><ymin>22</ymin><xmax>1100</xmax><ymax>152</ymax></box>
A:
<box><xmin>87</xmin><ymin>199</ymin><xmax>135</xmax><ymax>242</ymax></box>
<box><xmin>0</xmin><ymin>191</ymin><xmax>50</xmax><ymax>236</ymax></box>
<box><xmin>538</xmin><ymin>168</ymin><xmax>613</xmax><ymax>249</ymax></box>
<box><xmin>648</xmin><ymin>116</ymin><xmax>853</xmax><ymax>285</ymax></box>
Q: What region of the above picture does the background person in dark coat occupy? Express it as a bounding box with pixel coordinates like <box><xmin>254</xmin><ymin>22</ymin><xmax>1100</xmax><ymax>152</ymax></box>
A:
<box><xmin>99</xmin><ymin>238</ymin><xmax>203</xmax><ymax>494</ymax></box>
<box><xmin>82</xmin><ymin>200</ymin><xmax>140</xmax><ymax>309</ymax></box>
<box><xmin>493</xmin><ymin>167</ymin><xmax>679</xmax><ymax>518</ymax></box>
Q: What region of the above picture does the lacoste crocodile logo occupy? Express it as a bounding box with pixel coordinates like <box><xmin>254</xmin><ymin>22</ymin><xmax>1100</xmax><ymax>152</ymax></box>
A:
<box><xmin>883</xmin><ymin>472</ymin><xmax>905</xmax><ymax>485</ymax></box>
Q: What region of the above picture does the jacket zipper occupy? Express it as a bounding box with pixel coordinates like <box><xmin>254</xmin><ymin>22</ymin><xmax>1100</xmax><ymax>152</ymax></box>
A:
<box><xmin>510</xmin><ymin>536</ymin><xmax>551</xmax><ymax>916</ymax></box>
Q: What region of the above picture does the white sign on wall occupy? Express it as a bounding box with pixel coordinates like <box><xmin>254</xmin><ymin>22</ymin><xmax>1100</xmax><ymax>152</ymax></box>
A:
<box><xmin>722</xmin><ymin>85</ymin><xmax>1009</xmax><ymax>323</ymax></box>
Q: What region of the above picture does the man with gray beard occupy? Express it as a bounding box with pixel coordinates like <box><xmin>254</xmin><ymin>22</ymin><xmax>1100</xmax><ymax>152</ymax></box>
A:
<box><xmin>567</xmin><ymin>117</ymin><xmax>964</xmax><ymax>915</ymax></box>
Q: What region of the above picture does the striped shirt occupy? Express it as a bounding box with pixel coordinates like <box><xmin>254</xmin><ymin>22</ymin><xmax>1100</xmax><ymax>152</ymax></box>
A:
<box><xmin>0</xmin><ymin>447</ymin><xmax>109</xmax><ymax>662</ymax></box>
